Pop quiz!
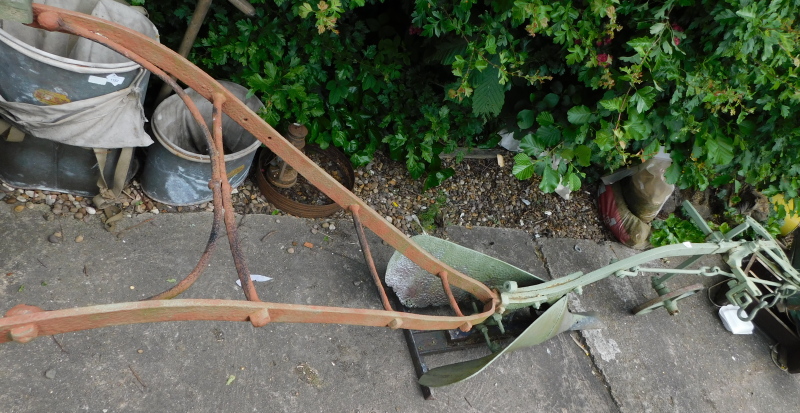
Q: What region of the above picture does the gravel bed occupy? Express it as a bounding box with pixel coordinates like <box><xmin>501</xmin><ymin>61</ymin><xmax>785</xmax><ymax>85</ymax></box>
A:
<box><xmin>0</xmin><ymin>150</ymin><xmax>610</xmax><ymax>241</ymax></box>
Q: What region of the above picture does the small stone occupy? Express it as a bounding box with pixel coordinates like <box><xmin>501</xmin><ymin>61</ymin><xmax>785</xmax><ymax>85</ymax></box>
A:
<box><xmin>85</xmin><ymin>206</ymin><xmax>96</xmax><ymax>215</ymax></box>
<box><xmin>385</xmin><ymin>216</ymin><xmax>393</xmax><ymax>224</ymax></box>
<box><xmin>43</xmin><ymin>213</ymin><xmax>55</xmax><ymax>221</ymax></box>
<box><xmin>13</xmin><ymin>205</ymin><xmax>24</xmax><ymax>213</ymax></box>
<box><xmin>322</xmin><ymin>222</ymin><xmax>329</xmax><ymax>229</ymax></box>
<box><xmin>151</xmin><ymin>208</ymin><xmax>160</xmax><ymax>215</ymax></box>
<box><xmin>137</xmin><ymin>349</ymin><xmax>143</xmax><ymax>354</ymax></box>
<box><xmin>74</xmin><ymin>212</ymin><xmax>84</xmax><ymax>220</ymax></box>
<box><xmin>303</xmin><ymin>242</ymin><xmax>314</xmax><ymax>248</ymax></box>
<box><xmin>75</xmin><ymin>235</ymin><xmax>84</xmax><ymax>243</ymax></box>
<box><xmin>130</xmin><ymin>286</ymin><xmax>135</xmax><ymax>290</ymax></box>
<box><xmin>24</xmin><ymin>190</ymin><xmax>34</xmax><ymax>197</ymax></box>
<box><xmin>44</xmin><ymin>369</ymin><xmax>55</xmax><ymax>379</ymax></box>
<box><xmin>287</xmin><ymin>248</ymin><xmax>295</xmax><ymax>254</ymax></box>
<box><xmin>311</xmin><ymin>228</ymin><xmax>318</xmax><ymax>234</ymax></box>
<box><xmin>48</xmin><ymin>233</ymin><xmax>62</xmax><ymax>243</ymax></box>
<box><xmin>329</xmin><ymin>224</ymin><xmax>335</xmax><ymax>231</ymax></box>
<box><xmin>4</xmin><ymin>197</ymin><xmax>17</xmax><ymax>204</ymax></box>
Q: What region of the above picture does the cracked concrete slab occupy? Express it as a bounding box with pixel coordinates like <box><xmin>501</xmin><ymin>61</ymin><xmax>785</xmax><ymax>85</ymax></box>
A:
<box><xmin>0</xmin><ymin>203</ymin><xmax>798</xmax><ymax>412</ymax></box>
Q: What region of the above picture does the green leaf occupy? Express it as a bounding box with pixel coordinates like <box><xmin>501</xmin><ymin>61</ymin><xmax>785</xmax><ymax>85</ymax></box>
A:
<box><xmin>623</xmin><ymin>112</ymin><xmax>650</xmax><ymax>141</ymax></box>
<box><xmin>406</xmin><ymin>154</ymin><xmax>425</xmax><ymax>179</ymax></box>
<box><xmin>517</xmin><ymin>109</ymin><xmax>535</xmax><ymax>129</ymax></box>
<box><xmin>627</xmin><ymin>37</ymin><xmax>653</xmax><ymax>55</ymax></box>
<box><xmin>630</xmin><ymin>86</ymin><xmax>656</xmax><ymax>113</ymax></box>
<box><xmin>567</xmin><ymin>105</ymin><xmax>593</xmax><ymax>125</ymax></box>
<box><xmin>599</xmin><ymin>97</ymin><xmax>625</xmax><ymax>112</ymax></box>
<box><xmin>649</xmin><ymin>22</ymin><xmax>666</xmax><ymax>35</ymax></box>
<box><xmin>424</xmin><ymin>168</ymin><xmax>455</xmax><ymax>190</ymax></box>
<box><xmin>705</xmin><ymin>135</ymin><xmax>735</xmax><ymax>165</ymax></box>
<box><xmin>512</xmin><ymin>153</ymin><xmax>535</xmax><ymax>180</ymax></box>
<box><xmin>326</xmin><ymin>80</ymin><xmax>349</xmax><ymax>105</ymax></box>
<box><xmin>536</xmin><ymin>111</ymin><xmax>555</xmax><ymax>126</ymax></box>
<box><xmin>575</xmin><ymin>145</ymin><xmax>592</xmax><ymax>166</ymax></box>
<box><xmin>298</xmin><ymin>3</ymin><xmax>313</xmax><ymax>18</ymax></box>
<box><xmin>664</xmin><ymin>162</ymin><xmax>681</xmax><ymax>185</ymax></box>
<box><xmin>536</xmin><ymin>125</ymin><xmax>562</xmax><ymax>147</ymax></box>
<box><xmin>485</xmin><ymin>34</ymin><xmax>497</xmax><ymax>54</ymax></box>
<box><xmin>332</xmin><ymin>130</ymin><xmax>347</xmax><ymax>147</ymax></box>
<box><xmin>539</xmin><ymin>165</ymin><xmax>560</xmax><ymax>193</ymax></box>
<box><xmin>541</xmin><ymin>93</ymin><xmax>559</xmax><ymax>109</ymax></box>
<box><xmin>595</xmin><ymin>129</ymin><xmax>614</xmax><ymax>151</ymax></box>
<box><xmin>520</xmin><ymin>133</ymin><xmax>544</xmax><ymax>156</ymax></box>
<box><xmin>471</xmin><ymin>66</ymin><xmax>504</xmax><ymax>116</ymax></box>
<box><xmin>566</xmin><ymin>172</ymin><xmax>582</xmax><ymax>191</ymax></box>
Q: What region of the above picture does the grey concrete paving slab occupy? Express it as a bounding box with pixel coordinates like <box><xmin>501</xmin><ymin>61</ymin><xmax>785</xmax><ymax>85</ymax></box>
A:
<box><xmin>540</xmin><ymin>238</ymin><xmax>800</xmax><ymax>413</ymax></box>
<box><xmin>0</xmin><ymin>205</ymin><xmax>615</xmax><ymax>412</ymax></box>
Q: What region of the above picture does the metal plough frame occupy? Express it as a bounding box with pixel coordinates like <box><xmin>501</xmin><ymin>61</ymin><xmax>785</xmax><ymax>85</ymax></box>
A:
<box><xmin>0</xmin><ymin>3</ymin><xmax>499</xmax><ymax>345</ymax></box>
<box><xmin>3</xmin><ymin>6</ymin><xmax>800</xmax><ymax>386</ymax></box>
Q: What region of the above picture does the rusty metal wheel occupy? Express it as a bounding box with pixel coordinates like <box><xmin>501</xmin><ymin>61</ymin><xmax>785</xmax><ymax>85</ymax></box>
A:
<box><xmin>632</xmin><ymin>283</ymin><xmax>705</xmax><ymax>316</ymax></box>
<box><xmin>255</xmin><ymin>145</ymin><xmax>354</xmax><ymax>218</ymax></box>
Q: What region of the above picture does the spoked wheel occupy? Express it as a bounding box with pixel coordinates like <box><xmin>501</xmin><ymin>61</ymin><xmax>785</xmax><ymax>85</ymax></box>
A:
<box><xmin>632</xmin><ymin>283</ymin><xmax>705</xmax><ymax>316</ymax></box>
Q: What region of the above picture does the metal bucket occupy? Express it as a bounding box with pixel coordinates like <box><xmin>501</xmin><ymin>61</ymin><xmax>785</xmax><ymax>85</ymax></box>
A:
<box><xmin>0</xmin><ymin>0</ymin><xmax>157</xmax><ymax>195</ymax></box>
<box><xmin>0</xmin><ymin>135</ymin><xmax>137</xmax><ymax>197</ymax></box>
<box><xmin>140</xmin><ymin>81</ymin><xmax>264</xmax><ymax>206</ymax></box>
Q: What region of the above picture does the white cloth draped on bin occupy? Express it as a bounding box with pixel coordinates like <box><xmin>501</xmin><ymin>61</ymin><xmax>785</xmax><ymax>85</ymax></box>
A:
<box><xmin>0</xmin><ymin>0</ymin><xmax>158</xmax><ymax>148</ymax></box>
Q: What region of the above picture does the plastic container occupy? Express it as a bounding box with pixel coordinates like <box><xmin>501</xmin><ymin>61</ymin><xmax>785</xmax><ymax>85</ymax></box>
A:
<box><xmin>718</xmin><ymin>304</ymin><xmax>754</xmax><ymax>334</ymax></box>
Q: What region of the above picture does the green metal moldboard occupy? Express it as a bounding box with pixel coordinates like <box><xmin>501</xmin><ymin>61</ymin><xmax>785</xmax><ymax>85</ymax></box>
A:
<box><xmin>0</xmin><ymin>0</ymin><xmax>33</xmax><ymax>23</ymax></box>
<box><xmin>418</xmin><ymin>296</ymin><xmax>578</xmax><ymax>387</ymax></box>
<box><xmin>385</xmin><ymin>234</ymin><xmax>545</xmax><ymax>308</ymax></box>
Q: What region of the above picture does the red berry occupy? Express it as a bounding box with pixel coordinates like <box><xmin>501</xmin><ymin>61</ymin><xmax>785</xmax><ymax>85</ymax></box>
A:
<box><xmin>597</xmin><ymin>53</ymin><xmax>609</xmax><ymax>63</ymax></box>
<box><xmin>671</xmin><ymin>23</ymin><xmax>684</xmax><ymax>32</ymax></box>
<box><xmin>673</xmin><ymin>36</ymin><xmax>680</xmax><ymax>46</ymax></box>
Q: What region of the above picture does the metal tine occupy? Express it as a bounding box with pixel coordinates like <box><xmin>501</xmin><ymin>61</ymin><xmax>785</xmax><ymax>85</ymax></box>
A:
<box><xmin>212</xmin><ymin>93</ymin><xmax>259</xmax><ymax>301</ymax></box>
<box><xmin>350</xmin><ymin>205</ymin><xmax>393</xmax><ymax>312</ymax></box>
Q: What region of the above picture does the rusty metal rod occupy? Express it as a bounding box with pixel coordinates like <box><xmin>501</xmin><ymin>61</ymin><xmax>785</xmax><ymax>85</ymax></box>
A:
<box><xmin>350</xmin><ymin>205</ymin><xmax>393</xmax><ymax>311</ymax></box>
<box><xmin>0</xmin><ymin>300</ymin><xmax>495</xmax><ymax>344</ymax></box>
<box><xmin>213</xmin><ymin>93</ymin><xmax>259</xmax><ymax>301</ymax></box>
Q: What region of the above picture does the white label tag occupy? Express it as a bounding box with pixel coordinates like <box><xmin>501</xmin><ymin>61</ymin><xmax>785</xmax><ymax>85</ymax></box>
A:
<box><xmin>106</xmin><ymin>73</ymin><xmax>125</xmax><ymax>86</ymax></box>
<box><xmin>87</xmin><ymin>74</ymin><xmax>125</xmax><ymax>86</ymax></box>
<box><xmin>88</xmin><ymin>75</ymin><xmax>107</xmax><ymax>85</ymax></box>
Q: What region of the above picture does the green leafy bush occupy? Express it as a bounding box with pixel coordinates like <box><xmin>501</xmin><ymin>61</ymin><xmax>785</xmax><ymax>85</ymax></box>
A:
<box><xmin>412</xmin><ymin>0</ymin><xmax>800</xmax><ymax>201</ymax></box>
<box><xmin>141</xmin><ymin>0</ymin><xmax>800</xmax><ymax>200</ymax></box>
<box><xmin>650</xmin><ymin>213</ymin><xmax>709</xmax><ymax>247</ymax></box>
